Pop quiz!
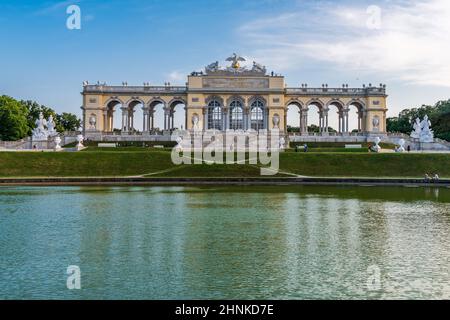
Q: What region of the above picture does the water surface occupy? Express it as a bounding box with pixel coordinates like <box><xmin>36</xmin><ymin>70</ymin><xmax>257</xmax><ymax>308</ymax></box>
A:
<box><xmin>1</xmin><ymin>185</ymin><xmax>450</xmax><ymax>299</ymax></box>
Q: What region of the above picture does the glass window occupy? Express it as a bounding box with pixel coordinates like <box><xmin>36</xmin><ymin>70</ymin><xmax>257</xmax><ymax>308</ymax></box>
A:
<box><xmin>229</xmin><ymin>101</ymin><xmax>243</xmax><ymax>130</ymax></box>
<box><xmin>251</xmin><ymin>100</ymin><xmax>265</xmax><ymax>130</ymax></box>
<box><xmin>207</xmin><ymin>100</ymin><xmax>222</xmax><ymax>130</ymax></box>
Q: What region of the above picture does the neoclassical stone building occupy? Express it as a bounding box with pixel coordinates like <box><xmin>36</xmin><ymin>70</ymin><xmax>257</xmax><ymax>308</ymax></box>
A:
<box><xmin>81</xmin><ymin>54</ymin><xmax>388</xmax><ymax>138</ymax></box>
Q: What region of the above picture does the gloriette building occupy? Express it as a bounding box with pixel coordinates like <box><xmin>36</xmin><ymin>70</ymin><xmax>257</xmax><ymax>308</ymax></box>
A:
<box><xmin>81</xmin><ymin>54</ymin><xmax>388</xmax><ymax>140</ymax></box>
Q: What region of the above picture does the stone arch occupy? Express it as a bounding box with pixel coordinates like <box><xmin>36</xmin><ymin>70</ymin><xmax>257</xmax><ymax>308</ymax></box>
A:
<box><xmin>346</xmin><ymin>99</ymin><xmax>365</xmax><ymax>110</ymax></box>
<box><xmin>125</xmin><ymin>97</ymin><xmax>145</xmax><ymax>107</ymax></box>
<box><xmin>147</xmin><ymin>98</ymin><xmax>167</xmax><ymax>133</ymax></box>
<box><xmin>305</xmin><ymin>98</ymin><xmax>325</xmax><ymax>110</ymax></box>
<box><xmin>104</xmin><ymin>97</ymin><xmax>124</xmax><ymax>108</ymax></box>
<box><xmin>205</xmin><ymin>95</ymin><xmax>224</xmax><ymax>106</ymax></box>
<box><xmin>286</xmin><ymin>99</ymin><xmax>305</xmax><ymax>134</ymax></box>
<box><xmin>286</xmin><ymin>99</ymin><xmax>305</xmax><ymax>109</ymax></box>
<box><xmin>226</xmin><ymin>95</ymin><xmax>245</xmax><ymax>107</ymax></box>
<box><xmin>168</xmin><ymin>97</ymin><xmax>187</xmax><ymax>131</ymax></box>
<box><xmin>248</xmin><ymin>95</ymin><xmax>267</xmax><ymax>107</ymax></box>
<box><xmin>124</xmin><ymin>98</ymin><xmax>145</xmax><ymax>132</ymax></box>
<box><xmin>105</xmin><ymin>98</ymin><xmax>124</xmax><ymax>132</ymax></box>
<box><xmin>148</xmin><ymin>98</ymin><xmax>167</xmax><ymax>109</ymax></box>
<box><xmin>347</xmin><ymin>99</ymin><xmax>365</xmax><ymax>133</ymax></box>
<box><xmin>326</xmin><ymin>99</ymin><xmax>345</xmax><ymax>134</ymax></box>
<box><xmin>305</xmin><ymin>99</ymin><xmax>326</xmax><ymax>134</ymax></box>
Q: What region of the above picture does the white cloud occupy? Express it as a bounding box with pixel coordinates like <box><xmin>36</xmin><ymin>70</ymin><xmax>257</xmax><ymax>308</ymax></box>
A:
<box><xmin>167</xmin><ymin>71</ymin><xmax>185</xmax><ymax>83</ymax></box>
<box><xmin>238</xmin><ymin>0</ymin><xmax>450</xmax><ymax>87</ymax></box>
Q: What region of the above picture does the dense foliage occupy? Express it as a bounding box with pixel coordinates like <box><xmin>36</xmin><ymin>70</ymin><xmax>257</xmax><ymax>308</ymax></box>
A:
<box><xmin>0</xmin><ymin>95</ymin><xmax>81</xmax><ymax>141</ymax></box>
<box><xmin>387</xmin><ymin>99</ymin><xmax>450</xmax><ymax>141</ymax></box>
<box><xmin>0</xmin><ymin>96</ymin><xmax>29</xmax><ymax>141</ymax></box>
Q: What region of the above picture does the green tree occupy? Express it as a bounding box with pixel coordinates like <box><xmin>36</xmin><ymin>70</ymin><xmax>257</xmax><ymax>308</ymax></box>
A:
<box><xmin>0</xmin><ymin>96</ymin><xmax>29</xmax><ymax>141</ymax></box>
<box><xmin>56</xmin><ymin>112</ymin><xmax>81</xmax><ymax>132</ymax></box>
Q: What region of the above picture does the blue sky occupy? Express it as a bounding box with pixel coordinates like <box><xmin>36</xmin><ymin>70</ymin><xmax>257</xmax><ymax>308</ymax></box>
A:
<box><xmin>1</xmin><ymin>0</ymin><xmax>450</xmax><ymax>130</ymax></box>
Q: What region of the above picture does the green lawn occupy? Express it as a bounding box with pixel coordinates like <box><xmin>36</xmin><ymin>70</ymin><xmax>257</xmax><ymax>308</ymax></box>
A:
<box><xmin>0</xmin><ymin>149</ymin><xmax>449</xmax><ymax>178</ymax></box>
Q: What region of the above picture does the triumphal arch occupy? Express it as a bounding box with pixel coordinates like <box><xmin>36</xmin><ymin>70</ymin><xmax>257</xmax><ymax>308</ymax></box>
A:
<box><xmin>81</xmin><ymin>54</ymin><xmax>388</xmax><ymax>140</ymax></box>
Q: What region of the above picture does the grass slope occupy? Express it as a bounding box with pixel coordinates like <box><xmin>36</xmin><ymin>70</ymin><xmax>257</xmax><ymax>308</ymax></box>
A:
<box><xmin>0</xmin><ymin>150</ymin><xmax>448</xmax><ymax>178</ymax></box>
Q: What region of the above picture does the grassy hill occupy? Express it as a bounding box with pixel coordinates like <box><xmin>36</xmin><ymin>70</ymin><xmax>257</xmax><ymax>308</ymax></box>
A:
<box><xmin>0</xmin><ymin>149</ymin><xmax>448</xmax><ymax>178</ymax></box>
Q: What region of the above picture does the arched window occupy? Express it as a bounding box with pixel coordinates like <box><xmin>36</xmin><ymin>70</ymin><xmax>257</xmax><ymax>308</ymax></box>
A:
<box><xmin>229</xmin><ymin>100</ymin><xmax>243</xmax><ymax>130</ymax></box>
<box><xmin>251</xmin><ymin>100</ymin><xmax>265</xmax><ymax>130</ymax></box>
<box><xmin>207</xmin><ymin>100</ymin><xmax>222</xmax><ymax>130</ymax></box>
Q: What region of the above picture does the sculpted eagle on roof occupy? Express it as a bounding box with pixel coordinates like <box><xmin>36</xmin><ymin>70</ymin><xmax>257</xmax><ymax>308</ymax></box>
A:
<box><xmin>226</xmin><ymin>53</ymin><xmax>246</xmax><ymax>69</ymax></box>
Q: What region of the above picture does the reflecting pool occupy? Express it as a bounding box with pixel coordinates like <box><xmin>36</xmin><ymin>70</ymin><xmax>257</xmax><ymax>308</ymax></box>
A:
<box><xmin>1</xmin><ymin>185</ymin><xmax>450</xmax><ymax>299</ymax></box>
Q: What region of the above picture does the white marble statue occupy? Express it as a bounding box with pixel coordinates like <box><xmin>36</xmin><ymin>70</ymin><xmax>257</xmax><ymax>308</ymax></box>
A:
<box><xmin>205</xmin><ymin>61</ymin><xmax>219</xmax><ymax>73</ymax></box>
<box><xmin>410</xmin><ymin>118</ymin><xmax>421</xmax><ymax>139</ymax></box>
<box><xmin>47</xmin><ymin>115</ymin><xmax>57</xmax><ymax>136</ymax></box>
<box><xmin>420</xmin><ymin>115</ymin><xmax>434</xmax><ymax>143</ymax></box>
<box><xmin>252</xmin><ymin>61</ymin><xmax>266</xmax><ymax>74</ymax></box>
<box><xmin>410</xmin><ymin>115</ymin><xmax>434</xmax><ymax>143</ymax></box>
<box><xmin>32</xmin><ymin>112</ymin><xmax>48</xmax><ymax>141</ymax></box>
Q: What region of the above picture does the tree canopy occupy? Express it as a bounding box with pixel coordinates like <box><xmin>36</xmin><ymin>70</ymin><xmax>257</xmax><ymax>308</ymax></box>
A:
<box><xmin>0</xmin><ymin>96</ymin><xmax>29</xmax><ymax>141</ymax></box>
<box><xmin>0</xmin><ymin>96</ymin><xmax>81</xmax><ymax>141</ymax></box>
<box><xmin>387</xmin><ymin>99</ymin><xmax>450</xmax><ymax>141</ymax></box>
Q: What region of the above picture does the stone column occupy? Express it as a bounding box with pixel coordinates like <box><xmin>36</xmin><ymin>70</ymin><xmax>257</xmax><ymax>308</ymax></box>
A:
<box><xmin>245</xmin><ymin>107</ymin><xmax>251</xmax><ymax>131</ymax></box>
<box><xmin>203</xmin><ymin>108</ymin><xmax>208</xmax><ymax>131</ymax></box>
<box><xmin>358</xmin><ymin>111</ymin><xmax>362</xmax><ymax>132</ymax></box>
<box><xmin>324</xmin><ymin>110</ymin><xmax>329</xmax><ymax>133</ymax></box>
<box><xmin>345</xmin><ymin>111</ymin><xmax>349</xmax><ymax>133</ymax></box>
<box><xmin>129</xmin><ymin>109</ymin><xmax>134</xmax><ymax>133</ymax></box>
<box><xmin>318</xmin><ymin>111</ymin><xmax>323</xmax><ymax>134</ymax></box>
<box><xmin>150</xmin><ymin>111</ymin><xmax>154</xmax><ymax>132</ymax></box>
<box><xmin>163</xmin><ymin>108</ymin><xmax>168</xmax><ymax>131</ymax></box>
<box><xmin>301</xmin><ymin>109</ymin><xmax>308</xmax><ymax>135</ymax></box>
<box><xmin>342</xmin><ymin>109</ymin><xmax>349</xmax><ymax>134</ymax></box>
<box><xmin>222</xmin><ymin>107</ymin><xmax>228</xmax><ymax>131</ymax></box>
<box><xmin>264</xmin><ymin>108</ymin><xmax>268</xmax><ymax>130</ymax></box>
<box><xmin>102</xmin><ymin>110</ymin><xmax>107</xmax><ymax>132</ymax></box>
<box><xmin>121</xmin><ymin>108</ymin><xmax>128</xmax><ymax>132</ymax></box>
<box><xmin>142</xmin><ymin>108</ymin><xmax>148</xmax><ymax>132</ymax></box>
<box><xmin>109</xmin><ymin>110</ymin><xmax>114</xmax><ymax>132</ymax></box>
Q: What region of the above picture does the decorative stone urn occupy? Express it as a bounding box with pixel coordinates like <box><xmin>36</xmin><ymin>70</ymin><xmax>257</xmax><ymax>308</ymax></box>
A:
<box><xmin>372</xmin><ymin>136</ymin><xmax>381</xmax><ymax>153</ymax></box>
<box><xmin>89</xmin><ymin>116</ymin><xmax>97</xmax><ymax>130</ymax></box>
<box><xmin>192</xmin><ymin>114</ymin><xmax>200</xmax><ymax>131</ymax></box>
<box><xmin>54</xmin><ymin>136</ymin><xmax>62</xmax><ymax>150</ymax></box>
<box><xmin>272</xmin><ymin>114</ymin><xmax>280</xmax><ymax>129</ymax></box>
<box><xmin>397</xmin><ymin>138</ymin><xmax>405</xmax><ymax>152</ymax></box>
<box><xmin>76</xmin><ymin>134</ymin><xmax>85</xmax><ymax>150</ymax></box>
